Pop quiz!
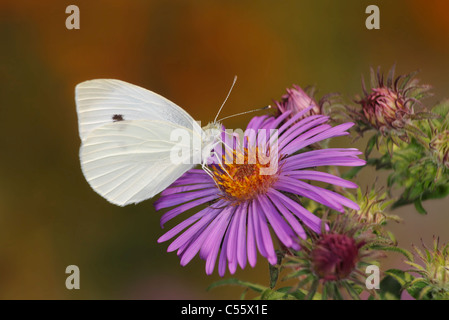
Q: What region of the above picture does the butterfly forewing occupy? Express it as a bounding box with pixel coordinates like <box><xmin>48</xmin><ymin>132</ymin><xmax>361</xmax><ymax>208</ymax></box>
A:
<box><xmin>76</xmin><ymin>79</ymin><xmax>201</xmax><ymax>141</ymax></box>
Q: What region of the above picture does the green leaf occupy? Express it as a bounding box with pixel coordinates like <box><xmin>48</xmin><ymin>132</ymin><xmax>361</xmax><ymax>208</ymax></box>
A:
<box><xmin>365</xmin><ymin>134</ymin><xmax>378</xmax><ymax>159</ymax></box>
<box><xmin>394</xmin><ymin>184</ymin><xmax>449</xmax><ymax>212</ymax></box>
<box><xmin>366</xmin><ymin>156</ymin><xmax>392</xmax><ymax>170</ymax></box>
<box><xmin>379</xmin><ymin>274</ymin><xmax>403</xmax><ymax>300</ymax></box>
<box><xmin>207</xmin><ymin>278</ymin><xmax>268</xmax><ymax>293</ymax></box>
<box><xmin>418</xmin><ymin>285</ymin><xmax>433</xmax><ymax>300</ymax></box>
<box><xmin>386</xmin><ymin>231</ymin><xmax>397</xmax><ymax>245</ymax></box>
<box><xmin>431</xmin><ymin>99</ymin><xmax>449</xmax><ymax>120</ymax></box>
<box><xmin>386</xmin><ymin>64</ymin><xmax>396</xmax><ymax>87</ymax></box>
<box><xmin>258</xmin><ymin>287</ymin><xmax>305</xmax><ymax>300</ymax></box>
<box><xmin>341</xmin><ymin>165</ymin><xmax>365</xmax><ymax>179</ymax></box>
<box><xmin>414</xmin><ymin>198</ymin><xmax>427</xmax><ymax>215</ymax></box>
<box><xmin>330</xmin><ymin>282</ymin><xmax>344</xmax><ymax>300</ymax></box>
<box><xmin>321</xmin><ymin>283</ymin><xmax>329</xmax><ymax>300</ymax></box>
<box><xmin>240</xmin><ymin>288</ymin><xmax>248</xmax><ymax>300</ymax></box>
<box><xmin>269</xmin><ymin>265</ymin><xmax>279</xmax><ymax>289</ymax></box>
<box><xmin>268</xmin><ymin>251</ymin><xmax>283</xmax><ymax>288</ymax></box>
<box><xmin>406</xmin><ymin>279</ymin><xmax>431</xmax><ymax>300</ymax></box>
<box><xmin>422</xmin><ymin>184</ymin><xmax>449</xmax><ymax>201</ymax></box>
<box><xmin>399</xmin><ymin>71</ymin><xmax>418</xmax><ymax>90</ymax></box>
<box><xmin>384</xmin><ymin>269</ymin><xmax>412</xmax><ymax>287</ymax></box>
<box><xmin>260</xmin><ymin>288</ymin><xmax>274</xmax><ymax>300</ymax></box>
<box><xmin>409</xmin><ymin>112</ymin><xmax>440</xmax><ymax>121</ymax></box>
<box><xmin>390</xmin><ymin>133</ymin><xmax>403</xmax><ymax>146</ymax></box>
<box><xmin>391</xmin><ymin>196</ymin><xmax>413</xmax><ymax>210</ymax></box>
<box><xmin>342</xmin><ymin>281</ymin><xmax>361</xmax><ymax>300</ymax></box>
<box><xmin>305</xmin><ymin>279</ymin><xmax>319</xmax><ymax>300</ymax></box>
<box><xmin>404</xmin><ymin>261</ymin><xmax>426</xmax><ymax>271</ymax></box>
<box><xmin>283</xmin><ymin>268</ymin><xmax>310</xmax><ymax>281</ymax></box>
<box><xmin>295</xmin><ymin>274</ymin><xmax>314</xmax><ymax>290</ymax></box>
<box><xmin>371</xmin><ymin>245</ymin><xmax>414</xmax><ymax>261</ymax></box>
<box><xmin>275</xmin><ymin>286</ymin><xmax>306</xmax><ymax>300</ymax></box>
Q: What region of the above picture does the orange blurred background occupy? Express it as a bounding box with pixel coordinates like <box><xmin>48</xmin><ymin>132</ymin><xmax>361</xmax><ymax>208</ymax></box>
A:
<box><xmin>0</xmin><ymin>0</ymin><xmax>448</xmax><ymax>299</ymax></box>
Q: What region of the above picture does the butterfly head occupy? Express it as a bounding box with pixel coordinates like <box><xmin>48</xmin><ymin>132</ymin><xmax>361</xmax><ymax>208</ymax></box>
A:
<box><xmin>201</xmin><ymin>121</ymin><xmax>222</xmax><ymax>163</ymax></box>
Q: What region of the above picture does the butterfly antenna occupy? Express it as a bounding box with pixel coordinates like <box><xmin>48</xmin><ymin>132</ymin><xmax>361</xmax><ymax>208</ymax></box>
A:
<box><xmin>217</xmin><ymin>105</ymin><xmax>272</xmax><ymax>122</ymax></box>
<box><xmin>214</xmin><ymin>75</ymin><xmax>238</xmax><ymax>123</ymax></box>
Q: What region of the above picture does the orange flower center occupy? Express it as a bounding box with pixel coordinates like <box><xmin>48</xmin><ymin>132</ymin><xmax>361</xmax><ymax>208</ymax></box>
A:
<box><xmin>211</xmin><ymin>148</ymin><xmax>278</xmax><ymax>204</ymax></box>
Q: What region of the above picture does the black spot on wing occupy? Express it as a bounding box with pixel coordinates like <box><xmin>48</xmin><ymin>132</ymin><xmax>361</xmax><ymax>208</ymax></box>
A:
<box><xmin>112</xmin><ymin>114</ymin><xmax>124</xmax><ymax>122</ymax></box>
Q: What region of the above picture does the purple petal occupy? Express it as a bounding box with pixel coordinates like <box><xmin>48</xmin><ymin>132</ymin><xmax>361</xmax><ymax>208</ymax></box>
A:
<box><xmin>218</xmin><ymin>221</ymin><xmax>231</xmax><ymax>277</ymax></box>
<box><xmin>282</xmin><ymin>149</ymin><xmax>366</xmax><ymax>172</ymax></box>
<box><xmin>281</xmin><ymin>124</ymin><xmax>332</xmax><ymax>153</ymax></box>
<box><xmin>286</xmin><ymin>148</ymin><xmax>363</xmax><ymax>163</ymax></box>
<box><xmin>236</xmin><ymin>202</ymin><xmax>248</xmax><ymax>270</ymax></box>
<box><xmin>179</xmin><ymin>210</ymin><xmax>224</xmax><ymax>266</ymax></box>
<box><xmin>263</xmin><ymin>111</ymin><xmax>291</xmax><ymax>130</ymax></box>
<box><xmin>253</xmin><ymin>200</ymin><xmax>277</xmax><ymax>265</ymax></box>
<box><xmin>167</xmin><ymin>207</ymin><xmax>221</xmax><ymax>253</ymax></box>
<box><xmin>247</xmin><ymin>204</ymin><xmax>257</xmax><ymax>268</ymax></box>
<box><xmin>204</xmin><ymin>209</ymin><xmax>234</xmax><ymax>275</ymax></box>
<box><xmin>159</xmin><ymin>195</ymin><xmax>220</xmax><ymax>227</ymax></box>
<box><xmin>168</xmin><ymin>172</ymin><xmax>212</xmax><ymax>186</ymax></box>
<box><xmin>277</xmin><ymin>114</ymin><xmax>324</xmax><ymax>137</ymax></box>
<box><xmin>160</xmin><ymin>183</ymin><xmax>215</xmax><ymax>196</ymax></box>
<box><xmin>225</xmin><ymin>217</ymin><xmax>239</xmax><ymax>275</ymax></box>
<box><xmin>277</xmin><ymin>105</ymin><xmax>317</xmax><ymax>133</ymax></box>
<box><xmin>247</xmin><ymin>115</ymin><xmax>270</xmax><ymax>131</ymax></box>
<box><xmin>275</xmin><ymin>176</ymin><xmax>344</xmax><ymax>212</ymax></box>
<box><xmin>284</xmin><ymin>170</ymin><xmax>358</xmax><ymax>189</ymax></box>
<box><xmin>268</xmin><ymin>189</ymin><xmax>322</xmax><ymax>234</ymax></box>
<box><xmin>176</xmin><ymin>221</ymin><xmax>209</xmax><ymax>257</ymax></box>
<box><xmin>256</xmin><ymin>196</ymin><xmax>294</xmax><ymax>248</ymax></box>
<box><xmin>154</xmin><ymin>188</ymin><xmax>219</xmax><ymax>210</ymax></box>
<box><xmin>250</xmin><ymin>200</ymin><xmax>267</xmax><ymax>259</ymax></box>
<box><xmin>283</xmin><ymin>158</ymin><xmax>366</xmax><ymax>172</ymax></box>
<box><xmin>226</xmin><ymin>208</ymin><xmax>240</xmax><ymax>266</ymax></box>
<box><xmin>158</xmin><ymin>206</ymin><xmax>212</xmax><ymax>243</ymax></box>
<box><xmin>200</xmin><ymin>206</ymin><xmax>234</xmax><ymax>260</ymax></box>
<box><xmin>282</xmin><ymin>122</ymin><xmax>355</xmax><ymax>155</ymax></box>
<box><xmin>266</xmin><ymin>190</ymin><xmax>306</xmax><ymax>240</ymax></box>
<box><xmin>280</xmin><ymin>175</ymin><xmax>359</xmax><ymax>210</ymax></box>
<box><xmin>279</xmin><ymin>117</ymin><xmax>330</xmax><ymax>149</ymax></box>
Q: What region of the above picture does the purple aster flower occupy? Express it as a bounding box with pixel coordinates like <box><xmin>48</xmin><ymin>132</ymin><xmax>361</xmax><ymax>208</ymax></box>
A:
<box><xmin>154</xmin><ymin>109</ymin><xmax>366</xmax><ymax>276</ymax></box>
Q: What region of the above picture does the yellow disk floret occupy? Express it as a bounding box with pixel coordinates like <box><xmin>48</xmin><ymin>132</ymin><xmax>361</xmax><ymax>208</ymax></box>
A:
<box><xmin>211</xmin><ymin>148</ymin><xmax>278</xmax><ymax>204</ymax></box>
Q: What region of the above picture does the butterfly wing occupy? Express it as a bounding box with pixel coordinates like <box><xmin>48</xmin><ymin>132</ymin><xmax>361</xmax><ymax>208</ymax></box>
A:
<box><xmin>75</xmin><ymin>79</ymin><xmax>207</xmax><ymax>205</ymax></box>
<box><xmin>80</xmin><ymin>119</ymin><xmax>200</xmax><ymax>206</ymax></box>
<box><xmin>75</xmin><ymin>79</ymin><xmax>201</xmax><ymax>142</ymax></box>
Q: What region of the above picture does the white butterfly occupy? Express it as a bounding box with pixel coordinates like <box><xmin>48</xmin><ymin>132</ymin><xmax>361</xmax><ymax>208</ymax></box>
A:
<box><xmin>75</xmin><ymin>79</ymin><xmax>227</xmax><ymax>206</ymax></box>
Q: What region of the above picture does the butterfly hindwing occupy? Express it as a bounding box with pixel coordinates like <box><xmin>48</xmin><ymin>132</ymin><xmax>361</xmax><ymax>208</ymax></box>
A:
<box><xmin>80</xmin><ymin>120</ymin><xmax>200</xmax><ymax>206</ymax></box>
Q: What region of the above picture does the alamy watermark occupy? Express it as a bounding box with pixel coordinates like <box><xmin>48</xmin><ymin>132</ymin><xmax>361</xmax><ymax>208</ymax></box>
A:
<box><xmin>169</xmin><ymin>123</ymin><xmax>279</xmax><ymax>176</ymax></box>
<box><xmin>64</xmin><ymin>5</ymin><xmax>380</xmax><ymax>31</ymax></box>
<box><xmin>65</xmin><ymin>265</ymin><xmax>80</xmax><ymax>290</ymax></box>
<box><xmin>365</xmin><ymin>265</ymin><xmax>380</xmax><ymax>289</ymax></box>
<box><xmin>66</xmin><ymin>5</ymin><xmax>80</xmax><ymax>30</ymax></box>
<box><xmin>366</xmin><ymin>5</ymin><xmax>380</xmax><ymax>30</ymax></box>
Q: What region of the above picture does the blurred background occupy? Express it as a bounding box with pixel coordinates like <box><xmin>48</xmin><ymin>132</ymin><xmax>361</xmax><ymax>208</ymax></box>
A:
<box><xmin>0</xmin><ymin>0</ymin><xmax>448</xmax><ymax>299</ymax></box>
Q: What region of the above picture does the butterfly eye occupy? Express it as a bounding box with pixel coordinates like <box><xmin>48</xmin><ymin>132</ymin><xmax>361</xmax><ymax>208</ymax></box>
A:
<box><xmin>112</xmin><ymin>114</ymin><xmax>124</xmax><ymax>122</ymax></box>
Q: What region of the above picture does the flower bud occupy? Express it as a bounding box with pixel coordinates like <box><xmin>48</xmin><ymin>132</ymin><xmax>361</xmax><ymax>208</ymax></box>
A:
<box><xmin>274</xmin><ymin>85</ymin><xmax>321</xmax><ymax>120</ymax></box>
<box><xmin>407</xmin><ymin>237</ymin><xmax>449</xmax><ymax>299</ymax></box>
<box><xmin>359</xmin><ymin>87</ymin><xmax>408</xmax><ymax>130</ymax></box>
<box><xmin>429</xmin><ymin>130</ymin><xmax>449</xmax><ymax>169</ymax></box>
<box><xmin>311</xmin><ymin>233</ymin><xmax>363</xmax><ymax>281</ymax></box>
<box><xmin>352</xmin><ymin>66</ymin><xmax>432</xmax><ymax>140</ymax></box>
